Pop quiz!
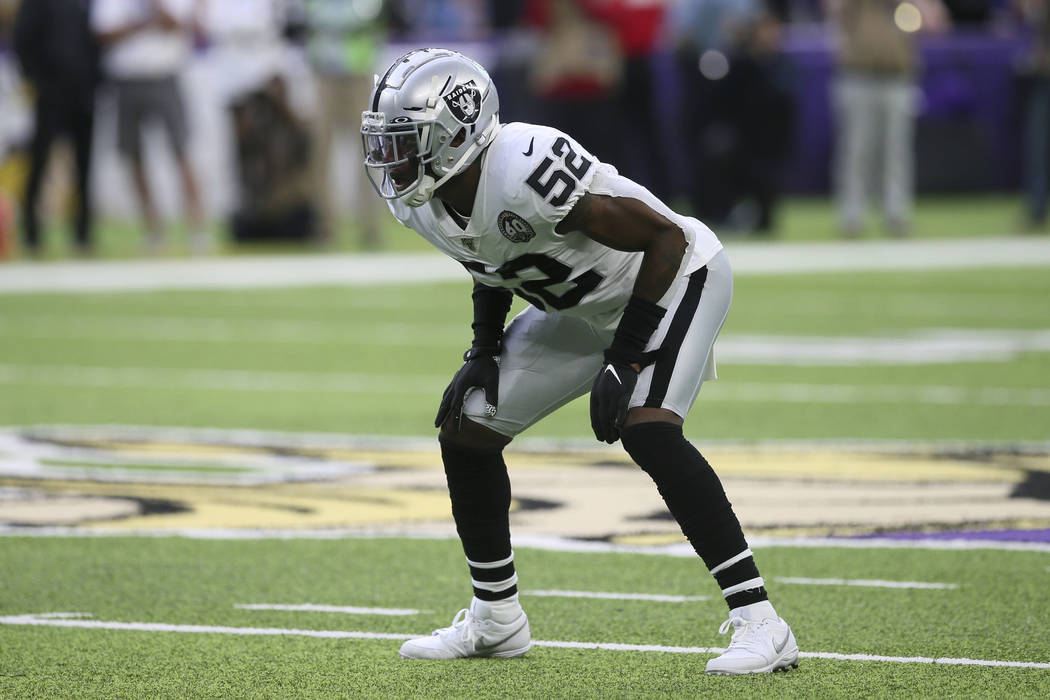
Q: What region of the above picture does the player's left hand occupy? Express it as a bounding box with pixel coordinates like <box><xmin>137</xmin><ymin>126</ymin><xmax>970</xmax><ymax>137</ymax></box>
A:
<box><xmin>590</xmin><ymin>360</ymin><xmax>638</xmax><ymax>444</ymax></box>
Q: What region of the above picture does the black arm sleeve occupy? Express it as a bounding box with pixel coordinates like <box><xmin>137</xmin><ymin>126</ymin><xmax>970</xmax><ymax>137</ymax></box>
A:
<box><xmin>470</xmin><ymin>283</ymin><xmax>513</xmax><ymax>352</ymax></box>
<box><xmin>605</xmin><ymin>295</ymin><xmax>666</xmax><ymax>366</ymax></box>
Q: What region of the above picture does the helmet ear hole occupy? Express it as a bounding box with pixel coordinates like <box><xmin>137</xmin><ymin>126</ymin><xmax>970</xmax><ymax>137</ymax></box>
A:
<box><xmin>450</xmin><ymin>128</ymin><xmax>466</xmax><ymax>148</ymax></box>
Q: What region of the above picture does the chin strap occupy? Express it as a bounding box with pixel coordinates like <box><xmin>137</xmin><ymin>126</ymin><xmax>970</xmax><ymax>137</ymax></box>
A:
<box><xmin>405</xmin><ymin>118</ymin><xmax>502</xmax><ymax>208</ymax></box>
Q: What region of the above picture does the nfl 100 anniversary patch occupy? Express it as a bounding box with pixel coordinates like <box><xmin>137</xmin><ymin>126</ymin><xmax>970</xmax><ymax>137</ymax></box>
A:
<box><xmin>497</xmin><ymin>210</ymin><xmax>536</xmax><ymax>243</ymax></box>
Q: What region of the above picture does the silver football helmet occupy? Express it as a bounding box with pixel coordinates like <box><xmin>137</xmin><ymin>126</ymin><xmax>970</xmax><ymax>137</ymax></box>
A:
<box><xmin>361</xmin><ymin>48</ymin><xmax>501</xmax><ymax>207</ymax></box>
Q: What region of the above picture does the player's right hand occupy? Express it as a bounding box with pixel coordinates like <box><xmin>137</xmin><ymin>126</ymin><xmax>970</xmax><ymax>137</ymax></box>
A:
<box><xmin>435</xmin><ymin>348</ymin><xmax>500</xmax><ymax>431</ymax></box>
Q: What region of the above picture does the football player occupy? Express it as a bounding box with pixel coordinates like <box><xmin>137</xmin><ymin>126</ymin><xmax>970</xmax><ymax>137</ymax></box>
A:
<box><xmin>361</xmin><ymin>48</ymin><xmax>798</xmax><ymax>675</ymax></box>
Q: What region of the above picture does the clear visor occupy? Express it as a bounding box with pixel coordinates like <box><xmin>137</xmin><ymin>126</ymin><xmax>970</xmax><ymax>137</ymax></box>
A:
<box><xmin>364</xmin><ymin>128</ymin><xmax>421</xmax><ymax>167</ymax></box>
<box><xmin>361</xmin><ymin>114</ymin><xmax>435</xmax><ymax>199</ymax></box>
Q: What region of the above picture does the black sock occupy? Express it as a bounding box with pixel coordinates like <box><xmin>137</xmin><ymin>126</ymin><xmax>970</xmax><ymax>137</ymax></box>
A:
<box><xmin>621</xmin><ymin>421</ymin><xmax>768</xmax><ymax>610</ymax></box>
<box><xmin>710</xmin><ymin>548</ymin><xmax>768</xmax><ymax>609</ymax></box>
<box><xmin>467</xmin><ymin>552</ymin><xmax>518</xmax><ymax>601</ymax></box>
<box><xmin>440</xmin><ymin>437</ymin><xmax>516</xmax><ymax>600</ymax></box>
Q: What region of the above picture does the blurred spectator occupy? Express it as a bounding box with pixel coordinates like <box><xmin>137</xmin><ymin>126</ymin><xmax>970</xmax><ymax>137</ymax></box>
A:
<box><xmin>1016</xmin><ymin>0</ymin><xmax>1050</xmax><ymax>230</ymax></box>
<box><xmin>13</xmin><ymin>0</ymin><xmax>100</xmax><ymax>257</ymax></box>
<box><xmin>0</xmin><ymin>0</ymin><xmax>22</xmax><ymax>259</ymax></box>
<box><xmin>772</xmin><ymin>0</ymin><xmax>826</xmax><ymax>21</ymax></box>
<box><xmin>670</xmin><ymin>0</ymin><xmax>767</xmax><ymax>222</ymax></box>
<box><xmin>196</xmin><ymin>0</ymin><xmax>316</xmax><ymax>243</ymax></box>
<box><xmin>394</xmin><ymin>0</ymin><xmax>489</xmax><ymax>40</ymax></box>
<box><xmin>826</xmin><ymin>0</ymin><xmax>950</xmax><ymax>237</ymax></box>
<box><xmin>943</xmin><ymin>0</ymin><xmax>999</xmax><ymax>22</ymax></box>
<box><xmin>293</xmin><ymin>0</ymin><xmax>392</xmax><ymax>249</ymax></box>
<box><xmin>489</xmin><ymin>0</ymin><xmax>530</xmax><ymax>30</ymax></box>
<box><xmin>672</xmin><ymin>0</ymin><xmax>762</xmax><ymax>54</ymax></box>
<box><xmin>525</xmin><ymin>0</ymin><xmax>623</xmax><ymax>164</ymax></box>
<box><xmin>92</xmin><ymin>0</ymin><xmax>208</xmax><ymax>254</ymax></box>
<box><xmin>229</xmin><ymin>76</ymin><xmax>315</xmax><ymax>244</ymax></box>
<box><xmin>704</xmin><ymin>10</ymin><xmax>797</xmax><ymax>233</ymax></box>
<box><xmin>197</xmin><ymin>0</ymin><xmax>297</xmax><ymax>103</ymax></box>
<box><xmin>589</xmin><ymin>0</ymin><xmax>673</xmax><ymax>201</ymax></box>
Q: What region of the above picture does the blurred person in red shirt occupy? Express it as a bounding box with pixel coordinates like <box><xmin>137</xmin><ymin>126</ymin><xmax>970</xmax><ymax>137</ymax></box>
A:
<box><xmin>525</xmin><ymin>0</ymin><xmax>623</xmax><ymax>165</ymax></box>
<box><xmin>587</xmin><ymin>0</ymin><xmax>674</xmax><ymax>201</ymax></box>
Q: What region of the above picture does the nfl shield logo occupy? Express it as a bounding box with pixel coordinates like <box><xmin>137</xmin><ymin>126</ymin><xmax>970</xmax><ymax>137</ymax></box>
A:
<box><xmin>444</xmin><ymin>81</ymin><xmax>481</xmax><ymax>124</ymax></box>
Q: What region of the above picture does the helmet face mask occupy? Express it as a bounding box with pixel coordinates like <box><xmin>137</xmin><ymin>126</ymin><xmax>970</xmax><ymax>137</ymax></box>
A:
<box><xmin>361</xmin><ymin>49</ymin><xmax>500</xmax><ymax>207</ymax></box>
<box><xmin>362</xmin><ymin>113</ymin><xmax>454</xmax><ymax>200</ymax></box>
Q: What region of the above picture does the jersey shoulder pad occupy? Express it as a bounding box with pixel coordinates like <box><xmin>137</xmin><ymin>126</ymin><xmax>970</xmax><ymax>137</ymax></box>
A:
<box><xmin>487</xmin><ymin>122</ymin><xmax>599</xmax><ymax>226</ymax></box>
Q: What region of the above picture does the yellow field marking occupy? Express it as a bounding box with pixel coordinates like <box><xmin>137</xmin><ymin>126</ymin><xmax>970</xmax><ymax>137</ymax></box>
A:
<box><xmin>72</xmin><ymin>440</ymin><xmax>279</xmax><ymax>459</ymax></box>
<box><xmin>703</xmin><ymin>450</ymin><xmax>1028</xmax><ymax>482</ymax></box>
<box><xmin>322</xmin><ymin>447</ymin><xmax>1030</xmax><ymax>483</ymax></box>
<box><xmin>3</xmin><ymin>429</ymin><xmax>1045</xmax><ymax>535</ymax></box>
<box><xmin>0</xmin><ymin>480</ymin><xmax>452</xmax><ymax>530</ymax></box>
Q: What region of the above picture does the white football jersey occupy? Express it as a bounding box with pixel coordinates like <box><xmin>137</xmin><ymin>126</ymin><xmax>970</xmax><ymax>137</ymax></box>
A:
<box><xmin>390</xmin><ymin>122</ymin><xmax>723</xmax><ymax>330</ymax></box>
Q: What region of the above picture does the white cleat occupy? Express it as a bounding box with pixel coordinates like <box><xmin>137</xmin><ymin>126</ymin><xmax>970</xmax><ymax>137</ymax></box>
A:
<box><xmin>705</xmin><ymin>602</ymin><xmax>799</xmax><ymax>675</ymax></box>
<box><xmin>399</xmin><ymin>605</ymin><xmax>531</xmax><ymax>660</ymax></box>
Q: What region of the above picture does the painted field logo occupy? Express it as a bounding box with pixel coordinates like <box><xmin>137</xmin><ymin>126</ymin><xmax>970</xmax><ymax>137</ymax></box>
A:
<box><xmin>498</xmin><ymin>211</ymin><xmax>535</xmax><ymax>243</ymax></box>
<box><xmin>444</xmin><ymin>81</ymin><xmax>481</xmax><ymax>124</ymax></box>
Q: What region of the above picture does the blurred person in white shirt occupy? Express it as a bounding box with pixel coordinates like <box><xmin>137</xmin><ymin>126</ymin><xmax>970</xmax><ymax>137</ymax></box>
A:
<box><xmin>92</xmin><ymin>0</ymin><xmax>209</xmax><ymax>253</ymax></box>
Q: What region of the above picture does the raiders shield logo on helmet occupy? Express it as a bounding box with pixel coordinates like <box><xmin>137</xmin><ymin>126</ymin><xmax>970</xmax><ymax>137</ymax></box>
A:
<box><xmin>497</xmin><ymin>210</ymin><xmax>535</xmax><ymax>243</ymax></box>
<box><xmin>444</xmin><ymin>81</ymin><xmax>481</xmax><ymax>124</ymax></box>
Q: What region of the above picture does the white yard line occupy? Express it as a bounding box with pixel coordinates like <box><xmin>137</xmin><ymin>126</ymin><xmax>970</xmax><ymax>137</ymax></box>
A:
<box><xmin>5</xmin><ymin>315</ymin><xmax>1050</xmax><ymax>366</ymax></box>
<box><xmin>0</xmin><ymin>254</ymin><xmax>464</xmax><ymax>294</ymax></box>
<box><xmin>0</xmin><ymin>364</ymin><xmax>445</xmax><ymax>395</ymax></box>
<box><xmin>525</xmin><ymin>590</ymin><xmax>709</xmax><ymax>602</ymax></box>
<box><xmin>235</xmin><ymin>603</ymin><xmax>421</xmax><ymax>616</ymax></box>
<box><xmin>774</xmin><ymin>577</ymin><xmax>958</xmax><ymax>590</ymax></box>
<box><xmin>5</xmin><ymin>424</ymin><xmax>1047</xmax><ymax>455</ymax></box>
<box><xmin>1</xmin><ymin>363</ymin><xmax>1047</xmax><ymax>406</ymax></box>
<box><xmin>710</xmin><ymin>383</ymin><xmax>1050</xmax><ymax>407</ymax></box>
<box><xmin>1</xmin><ymin>612</ymin><xmax>1047</xmax><ymax>670</ymax></box>
<box><xmin>511</xmin><ymin>534</ymin><xmax>1050</xmax><ymax>555</ymax></box>
<box><xmin>0</xmin><ymin>314</ymin><xmax>465</xmax><ymax>347</ymax></box>
<box><xmin>2</xmin><ymin>237</ymin><xmax>1049</xmax><ymax>295</ymax></box>
<box><xmin>0</xmin><ymin>613</ymin><xmax>411</xmax><ymax>640</ymax></box>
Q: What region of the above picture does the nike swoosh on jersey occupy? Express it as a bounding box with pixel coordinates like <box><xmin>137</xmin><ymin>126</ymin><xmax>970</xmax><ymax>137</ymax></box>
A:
<box><xmin>603</xmin><ymin>364</ymin><xmax>621</xmax><ymax>384</ymax></box>
<box><xmin>523</xmin><ymin>137</ymin><xmax>534</xmax><ymax>157</ymax></box>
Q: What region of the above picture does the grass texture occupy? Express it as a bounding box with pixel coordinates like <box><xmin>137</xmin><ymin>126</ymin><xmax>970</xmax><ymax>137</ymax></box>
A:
<box><xmin>1</xmin><ymin>536</ymin><xmax>1048</xmax><ymax>698</ymax></box>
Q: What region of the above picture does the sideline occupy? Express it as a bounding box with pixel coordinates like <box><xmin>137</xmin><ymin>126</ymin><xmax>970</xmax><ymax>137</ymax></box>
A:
<box><xmin>2</xmin><ymin>612</ymin><xmax>1047</xmax><ymax>670</ymax></box>
<box><xmin>2</xmin><ymin>236</ymin><xmax>1050</xmax><ymax>294</ymax></box>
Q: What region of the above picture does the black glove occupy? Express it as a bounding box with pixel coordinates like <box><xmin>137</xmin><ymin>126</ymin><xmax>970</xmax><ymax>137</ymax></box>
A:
<box><xmin>435</xmin><ymin>347</ymin><xmax>500</xmax><ymax>431</ymax></box>
<box><xmin>589</xmin><ymin>356</ymin><xmax>639</xmax><ymax>444</ymax></box>
<box><xmin>590</xmin><ymin>295</ymin><xmax>666</xmax><ymax>444</ymax></box>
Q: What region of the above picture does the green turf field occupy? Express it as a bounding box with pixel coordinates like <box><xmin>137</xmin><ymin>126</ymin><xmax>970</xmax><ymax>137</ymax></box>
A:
<box><xmin>2</xmin><ymin>198</ymin><xmax>1049</xmax><ymax>697</ymax></box>
<box><xmin>1</xmin><ymin>537</ymin><xmax>1048</xmax><ymax>698</ymax></box>
<box><xmin>1</xmin><ymin>265</ymin><xmax>1047</xmax><ymax>440</ymax></box>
